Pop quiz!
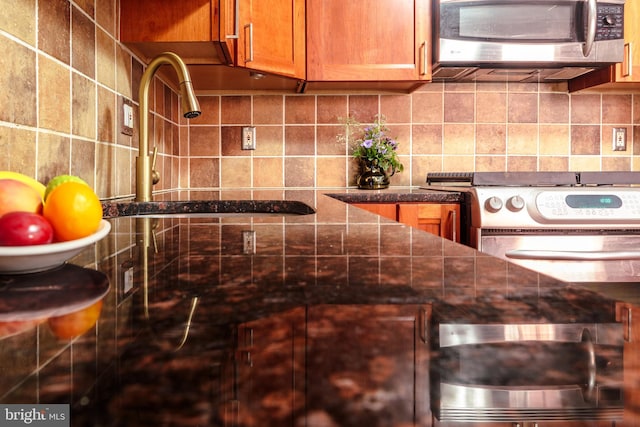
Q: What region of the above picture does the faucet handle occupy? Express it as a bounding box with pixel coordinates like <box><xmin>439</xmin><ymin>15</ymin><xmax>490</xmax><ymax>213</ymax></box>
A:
<box><xmin>151</xmin><ymin>146</ymin><xmax>160</xmax><ymax>185</ymax></box>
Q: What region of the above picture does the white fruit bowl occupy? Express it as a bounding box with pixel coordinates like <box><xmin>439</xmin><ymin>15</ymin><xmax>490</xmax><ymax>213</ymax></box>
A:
<box><xmin>0</xmin><ymin>220</ymin><xmax>111</xmax><ymax>274</ymax></box>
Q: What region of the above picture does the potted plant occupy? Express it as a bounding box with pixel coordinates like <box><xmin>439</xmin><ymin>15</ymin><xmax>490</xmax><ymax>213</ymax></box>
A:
<box><xmin>342</xmin><ymin>115</ymin><xmax>404</xmax><ymax>189</ymax></box>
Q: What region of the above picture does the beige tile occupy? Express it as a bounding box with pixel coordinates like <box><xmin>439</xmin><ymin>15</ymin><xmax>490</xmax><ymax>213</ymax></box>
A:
<box><xmin>220</xmin><ymin>126</ymin><xmax>243</xmax><ymax>156</ymax></box>
<box><xmin>571</xmin><ymin>125</ymin><xmax>600</xmax><ymax>155</ymax></box>
<box><xmin>190</xmin><ymin>126</ymin><xmax>219</xmax><ymax>156</ymax></box>
<box><xmin>221</xmin><ymin>157</ymin><xmax>251</xmax><ymax>187</ymax></box>
<box><xmin>443</xmin><ymin>124</ymin><xmax>474</xmax><ymax>154</ymax></box>
<box><xmin>602</xmin><ymin>94</ymin><xmax>632</xmax><ymax>124</ymax></box>
<box><xmin>285</xmin><ymin>96</ymin><xmax>315</xmax><ymax>124</ymax></box>
<box><xmin>602</xmin><ymin>157</ymin><xmax>630</xmax><ymax>170</ymax></box>
<box><xmin>444</xmin><ymin>92</ymin><xmax>474</xmax><ymax>123</ymax></box>
<box><xmin>539</xmin><ymin>92</ymin><xmax>569</xmax><ymax>124</ymax></box>
<box><xmin>96</xmin><ymin>28</ymin><xmax>115</xmax><ymax>89</ymax></box>
<box><xmin>221</xmin><ymin>96</ymin><xmax>251</xmax><ymax>124</ymax></box>
<box><xmin>285</xmin><ymin>126</ymin><xmax>315</xmax><ymax>155</ymax></box>
<box><xmin>97</xmin><ymin>85</ymin><xmax>115</xmax><ymax>143</ymax></box>
<box><xmin>72</xmin><ymin>5</ymin><xmax>95</xmax><ymax>78</ymax></box>
<box><xmin>0</xmin><ymin>0</ymin><xmax>35</xmax><ymax>45</ymax></box>
<box><xmin>0</xmin><ymin>126</ymin><xmax>36</xmax><ymax>175</ymax></box>
<box><xmin>254</xmin><ymin>95</ymin><xmax>283</xmax><ymax>124</ymax></box>
<box><xmin>348</xmin><ymin>95</ymin><xmax>378</xmax><ymax>122</ymax></box>
<box><xmin>507</xmin><ymin>124</ymin><xmax>538</xmax><ymax>155</ymax></box>
<box><xmin>476</xmin><ymin>124</ymin><xmax>506</xmax><ymax>154</ymax></box>
<box><xmin>72</xmin><ymin>72</ymin><xmax>96</xmax><ymax>139</ymax></box>
<box><xmin>571</xmin><ymin>94</ymin><xmax>601</xmax><ymax>124</ymax></box>
<box><xmin>508</xmin><ymin>93</ymin><xmax>537</xmax><ymax>123</ymax></box>
<box><xmin>569</xmin><ymin>156</ymin><xmax>600</xmax><ymax>171</ymax></box>
<box><xmin>317</xmin><ymin>95</ymin><xmax>348</xmax><ymax>124</ymax></box>
<box><xmin>539</xmin><ymin>124</ymin><xmax>569</xmax><ymax>155</ymax></box>
<box><xmin>255</xmin><ymin>126</ymin><xmax>284</xmax><ymax>156</ymax></box>
<box><xmin>38</xmin><ymin>0</ymin><xmax>70</xmax><ymax>64</ymax></box>
<box><xmin>71</xmin><ymin>138</ymin><xmax>96</xmax><ymax>187</ymax></box>
<box><xmin>38</xmin><ymin>54</ymin><xmax>70</xmax><ymax>133</ymax></box>
<box><xmin>190</xmin><ymin>158</ymin><xmax>219</xmax><ymax>188</ymax></box>
<box><xmin>95</xmin><ymin>141</ymin><xmax>115</xmax><ymax>198</ymax></box>
<box><xmin>476</xmin><ymin>155</ymin><xmax>506</xmax><ymax>171</ymax></box>
<box><xmin>412</xmin><ymin>91</ymin><xmax>443</xmax><ymax>124</ymax></box>
<box><xmin>443</xmin><ymin>155</ymin><xmax>474</xmax><ymax>171</ymax></box>
<box><xmin>0</xmin><ymin>38</ymin><xmax>36</xmax><ymax>127</ymax></box>
<box><xmin>285</xmin><ymin>157</ymin><xmax>315</xmax><ymax>187</ymax></box>
<box><xmin>507</xmin><ymin>156</ymin><xmax>537</xmax><ymax>171</ymax></box>
<box><xmin>253</xmin><ymin>157</ymin><xmax>284</xmax><ymax>187</ymax></box>
<box><xmin>380</xmin><ymin>95</ymin><xmax>411</xmax><ymax>123</ymax></box>
<box><xmin>412</xmin><ymin>124</ymin><xmax>442</xmax><ymax>154</ymax></box>
<box><xmin>476</xmin><ymin>92</ymin><xmax>506</xmax><ymax>123</ymax></box>
<box><xmin>317</xmin><ymin>125</ymin><xmax>345</xmax><ymax>156</ymax></box>
<box><xmin>37</xmin><ymin>132</ymin><xmax>71</xmax><ymax>182</ymax></box>
<box><xmin>116</xmin><ymin>46</ymin><xmax>132</xmax><ymax>100</ymax></box>
<box><xmin>539</xmin><ymin>156</ymin><xmax>568</xmax><ymax>171</ymax></box>
<box><xmin>189</xmin><ymin>96</ymin><xmax>220</xmax><ymax>125</ymax></box>
<box><xmin>96</xmin><ymin>0</ymin><xmax>116</xmax><ymax>37</ymax></box>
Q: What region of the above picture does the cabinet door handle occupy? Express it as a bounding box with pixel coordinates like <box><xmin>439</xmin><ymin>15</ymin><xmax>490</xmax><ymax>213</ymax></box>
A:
<box><xmin>226</xmin><ymin>0</ymin><xmax>239</xmax><ymax>39</ymax></box>
<box><xmin>623</xmin><ymin>42</ymin><xmax>632</xmax><ymax>77</ymax></box>
<box><xmin>447</xmin><ymin>208</ymin><xmax>457</xmax><ymax>242</ymax></box>
<box><xmin>419</xmin><ymin>306</ymin><xmax>431</xmax><ymax>343</ymax></box>
<box><xmin>622</xmin><ymin>305</ymin><xmax>632</xmax><ymax>342</ymax></box>
<box><xmin>244</xmin><ymin>23</ymin><xmax>253</xmax><ymax>63</ymax></box>
<box><xmin>419</xmin><ymin>41</ymin><xmax>427</xmax><ymax>76</ymax></box>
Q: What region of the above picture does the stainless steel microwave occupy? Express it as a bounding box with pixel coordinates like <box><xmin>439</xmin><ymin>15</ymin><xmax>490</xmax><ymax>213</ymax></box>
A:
<box><xmin>432</xmin><ymin>0</ymin><xmax>626</xmax><ymax>82</ymax></box>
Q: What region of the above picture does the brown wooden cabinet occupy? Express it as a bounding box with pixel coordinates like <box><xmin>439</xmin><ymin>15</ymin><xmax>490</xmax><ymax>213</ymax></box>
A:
<box><xmin>306</xmin><ymin>304</ymin><xmax>431</xmax><ymax>427</ymax></box>
<box><xmin>120</xmin><ymin>0</ymin><xmax>236</xmax><ymax>64</ymax></box>
<box><xmin>569</xmin><ymin>1</ymin><xmax>640</xmax><ymax>91</ymax></box>
<box><xmin>617</xmin><ymin>302</ymin><xmax>640</xmax><ymax>426</ymax></box>
<box><xmin>352</xmin><ymin>202</ymin><xmax>461</xmax><ymax>242</ymax></box>
<box><xmin>236</xmin><ymin>0</ymin><xmax>305</xmax><ymax>78</ymax></box>
<box><xmin>306</xmin><ymin>0</ymin><xmax>431</xmax><ymax>84</ymax></box>
<box><xmin>219</xmin><ymin>307</ymin><xmax>306</xmax><ymax>426</ymax></box>
<box><xmin>121</xmin><ymin>0</ymin><xmax>305</xmax><ymax>79</ymax></box>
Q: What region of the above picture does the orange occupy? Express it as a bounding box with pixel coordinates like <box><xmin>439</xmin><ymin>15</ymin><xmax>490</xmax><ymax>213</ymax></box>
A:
<box><xmin>43</xmin><ymin>181</ymin><xmax>102</xmax><ymax>241</ymax></box>
<box><xmin>48</xmin><ymin>300</ymin><xmax>103</xmax><ymax>339</ymax></box>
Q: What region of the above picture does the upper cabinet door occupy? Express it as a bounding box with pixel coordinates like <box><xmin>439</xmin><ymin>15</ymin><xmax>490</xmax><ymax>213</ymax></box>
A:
<box><xmin>236</xmin><ymin>0</ymin><xmax>306</xmax><ymax>79</ymax></box>
<box><xmin>615</xmin><ymin>0</ymin><xmax>640</xmax><ymax>82</ymax></box>
<box><xmin>120</xmin><ymin>0</ymin><xmax>234</xmax><ymax>64</ymax></box>
<box><xmin>306</xmin><ymin>0</ymin><xmax>431</xmax><ymax>81</ymax></box>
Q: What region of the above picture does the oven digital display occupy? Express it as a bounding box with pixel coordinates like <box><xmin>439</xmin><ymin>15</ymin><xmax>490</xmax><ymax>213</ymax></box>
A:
<box><xmin>565</xmin><ymin>194</ymin><xmax>622</xmax><ymax>209</ymax></box>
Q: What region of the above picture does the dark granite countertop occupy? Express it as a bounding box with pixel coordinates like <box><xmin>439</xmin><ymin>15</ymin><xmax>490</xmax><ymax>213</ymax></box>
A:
<box><xmin>0</xmin><ymin>189</ymin><xmax>637</xmax><ymax>426</ymax></box>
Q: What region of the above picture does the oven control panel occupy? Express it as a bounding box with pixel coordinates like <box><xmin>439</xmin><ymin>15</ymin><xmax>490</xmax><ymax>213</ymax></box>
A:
<box><xmin>472</xmin><ymin>187</ymin><xmax>640</xmax><ymax>228</ymax></box>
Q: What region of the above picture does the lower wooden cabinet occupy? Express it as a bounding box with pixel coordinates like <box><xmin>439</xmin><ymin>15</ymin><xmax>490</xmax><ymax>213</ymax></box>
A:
<box><xmin>352</xmin><ymin>202</ymin><xmax>461</xmax><ymax>242</ymax></box>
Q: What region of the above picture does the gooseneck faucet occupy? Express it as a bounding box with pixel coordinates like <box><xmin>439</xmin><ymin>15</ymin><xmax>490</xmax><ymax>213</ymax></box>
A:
<box><xmin>136</xmin><ymin>52</ymin><xmax>201</xmax><ymax>202</ymax></box>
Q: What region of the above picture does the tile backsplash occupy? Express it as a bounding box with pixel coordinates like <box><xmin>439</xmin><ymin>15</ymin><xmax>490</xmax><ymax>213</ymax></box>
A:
<box><xmin>1</xmin><ymin>0</ymin><xmax>639</xmax><ymax>201</ymax></box>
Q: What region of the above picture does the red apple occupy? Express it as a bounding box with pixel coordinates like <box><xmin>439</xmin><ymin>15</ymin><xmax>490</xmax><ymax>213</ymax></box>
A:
<box><xmin>0</xmin><ymin>179</ymin><xmax>43</xmax><ymax>217</ymax></box>
<box><xmin>0</xmin><ymin>212</ymin><xmax>54</xmax><ymax>246</ymax></box>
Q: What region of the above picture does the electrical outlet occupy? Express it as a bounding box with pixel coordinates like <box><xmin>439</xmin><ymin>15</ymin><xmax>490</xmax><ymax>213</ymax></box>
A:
<box><xmin>120</xmin><ymin>97</ymin><xmax>134</xmax><ymax>136</ymax></box>
<box><xmin>613</xmin><ymin>127</ymin><xmax>627</xmax><ymax>151</ymax></box>
<box><xmin>242</xmin><ymin>230</ymin><xmax>256</xmax><ymax>254</ymax></box>
<box><xmin>242</xmin><ymin>126</ymin><xmax>256</xmax><ymax>150</ymax></box>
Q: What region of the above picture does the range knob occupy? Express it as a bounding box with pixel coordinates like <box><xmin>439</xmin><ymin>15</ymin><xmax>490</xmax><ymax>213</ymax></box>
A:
<box><xmin>484</xmin><ymin>196</ymin><xmax>503</xmax><ymax>213</ymax></box>
<box><xmin>603</xmin><ymin>15</ymin><xmax>616</xmax><ymax>26</ymax></box>
<box><xmin>507</xmin><ymin>195</ymin><xmax>525</xmax><ymax>212</ymax></box>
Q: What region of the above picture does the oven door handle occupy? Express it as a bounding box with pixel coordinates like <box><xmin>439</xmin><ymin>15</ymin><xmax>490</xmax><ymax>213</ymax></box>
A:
<box><xmin>506</xmin><ymin>249</ymin><xmax>640</xmax><ymax>261</ymax></box>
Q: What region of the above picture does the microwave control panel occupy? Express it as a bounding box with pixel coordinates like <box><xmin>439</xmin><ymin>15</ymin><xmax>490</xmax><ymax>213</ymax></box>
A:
<box><xmin>596</xmin><ymin>3</ymin><xmax>624</xmax><ymax>40</ymax></box>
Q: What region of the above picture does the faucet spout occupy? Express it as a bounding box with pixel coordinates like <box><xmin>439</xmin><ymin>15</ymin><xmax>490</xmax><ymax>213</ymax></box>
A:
<box><xmin>135</xmin><ymin>52</ymin><xmax>201</xmax><ymax>202</ymax></box>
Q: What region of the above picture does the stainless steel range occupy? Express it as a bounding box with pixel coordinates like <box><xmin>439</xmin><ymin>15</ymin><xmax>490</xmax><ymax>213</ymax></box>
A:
<box><xmin>426</xmin><ymin>171</ymin><xmax>640</xmax><ymax>283</ymax></box>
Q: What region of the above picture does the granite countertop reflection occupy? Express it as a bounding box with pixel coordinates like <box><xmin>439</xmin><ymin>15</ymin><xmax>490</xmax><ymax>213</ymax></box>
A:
<box><xmin>0</xmin><ymin>188</ymin><xmax>632</xmax><ymax>426</ymax></box>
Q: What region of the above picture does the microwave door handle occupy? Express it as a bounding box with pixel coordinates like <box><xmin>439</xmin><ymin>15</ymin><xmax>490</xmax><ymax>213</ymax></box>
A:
<box><xmin>582</xmin><ymin>0</ymin><xmax>597</xmax><ymax>56</ymax></box>
<box><xmin>506</xmin><ymin>249</ymin><xmax>640</xmax><ymax>261</ymax></box>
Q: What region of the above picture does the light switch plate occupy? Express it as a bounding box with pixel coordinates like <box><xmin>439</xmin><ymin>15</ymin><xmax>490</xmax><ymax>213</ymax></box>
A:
<box><xmin>120</xmin><ymin>97</ymin><xmax>134</xmax><ymax>136</ymax></box>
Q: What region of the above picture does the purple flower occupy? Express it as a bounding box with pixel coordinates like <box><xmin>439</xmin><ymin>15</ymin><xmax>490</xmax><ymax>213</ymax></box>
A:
<box><xmin>362</xmin><ymin>139</ymin><xmax>373</xmax><ymax>148</ymax></box>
